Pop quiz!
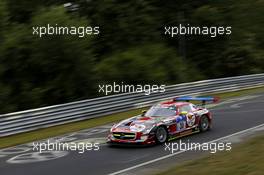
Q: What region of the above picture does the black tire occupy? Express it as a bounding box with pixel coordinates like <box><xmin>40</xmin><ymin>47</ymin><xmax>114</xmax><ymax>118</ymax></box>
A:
<box><xmin>199</xmin><ymin>115</ymin><xmax>210</xmax><ymax>132</ymax></box>
<box><xmin>155</xmin><ymin>127</ymin><xmax>168</xmax><ymax>144</ymax></box>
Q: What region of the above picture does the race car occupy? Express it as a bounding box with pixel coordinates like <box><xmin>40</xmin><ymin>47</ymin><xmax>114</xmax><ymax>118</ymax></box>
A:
<box><xmin>107</xmin><ymin>96</ymin><xmax>219</xmax><ymax>145</ymax></box>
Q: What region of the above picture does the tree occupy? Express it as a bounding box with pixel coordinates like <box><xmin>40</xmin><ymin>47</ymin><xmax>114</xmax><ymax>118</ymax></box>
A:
<box><xmin>0</xmin><ymin>6</ymin><xmax>95</xmax><ymax>113</ymax></box>
<box><xmin>95</xmin><ymin>44</ymin><xmax>203</xmax><ymax>86</ymax></box>
<box><xmin>78</xmin><ymin>0</ymin><xmax>159</xmax><ymax>56</ymax></box>
<box><xmin>0</xmin><ymin>0</ymin><xmax>7</xmax><ymax>39</ymax></box>
<box><xmin>5</xmin><ymin>0</ymin><xmax>71</xmax><ymax>23</ymax></box>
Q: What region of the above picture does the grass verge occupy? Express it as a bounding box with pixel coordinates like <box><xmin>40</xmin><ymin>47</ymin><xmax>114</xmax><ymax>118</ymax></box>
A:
<box><xmin>157</xmin><ymin>134</ymin><xmax>264</xmax><ymax>175</ymax></box>
<box><xmin>0</xmin><ymin>86</ymin><xmax>264</xmax><ymax>149</ymax></box>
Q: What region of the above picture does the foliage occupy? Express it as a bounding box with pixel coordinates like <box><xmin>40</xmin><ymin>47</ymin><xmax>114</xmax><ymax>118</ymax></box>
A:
<box><xmin>0</xmin><ymin>0</ymin><xmax>263</xmax><ymax>113</ymax></box>
<box><xmin>0</xmin><ymin>6</ymin><xmax>94</xmax><ymax>112</ymax></box>
<box><xmin>95</xmin><ymin>44</ymin><xmax>202</xmax><ymax>85</ymax></box>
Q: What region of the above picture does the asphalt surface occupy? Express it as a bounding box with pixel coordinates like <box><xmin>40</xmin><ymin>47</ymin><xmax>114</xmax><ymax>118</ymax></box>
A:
<box><xmin>1</xmin><ymin>93</ymin><xmax>264</xmax><ymax>175</ymax></box>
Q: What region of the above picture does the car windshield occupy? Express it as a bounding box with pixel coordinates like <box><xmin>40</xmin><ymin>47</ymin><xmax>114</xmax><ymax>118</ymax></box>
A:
<box><xmin>145</xmin><ymin>106</ymin><xmax>176</xmax><ymax>117</ymax></box>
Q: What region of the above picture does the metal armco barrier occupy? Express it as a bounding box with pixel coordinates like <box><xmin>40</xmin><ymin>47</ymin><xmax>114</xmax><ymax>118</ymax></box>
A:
<box><xmin>1</xmin><ymin>73</ymin><xmax>264</xmax><ymax>137</ymax></box>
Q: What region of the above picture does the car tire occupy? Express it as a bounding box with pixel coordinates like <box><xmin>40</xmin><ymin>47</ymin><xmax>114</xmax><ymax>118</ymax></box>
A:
<box><xmin>199</xmin><ymin>115</ymin><xmax>209</xmax><ymax>132</ymax></box>
<box><xmin>155</xmin><ymin>127</ymin><xmax>168</xmax><ymax>144</ymax></box>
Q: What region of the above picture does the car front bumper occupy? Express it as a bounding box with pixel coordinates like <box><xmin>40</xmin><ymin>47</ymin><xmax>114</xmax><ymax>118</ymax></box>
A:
<box><xmin>107</xmin><ymin>133</ymin><xmax>156</xmax><ymax>145</ymax></box>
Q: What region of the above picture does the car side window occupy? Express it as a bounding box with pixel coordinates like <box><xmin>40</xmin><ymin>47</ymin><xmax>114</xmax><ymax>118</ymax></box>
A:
<box><xmin>192</xmin><ymin>104</ymin><xmax>197</xmax><ymax>110</ymax></box>
<box><xmin>179</xmin><ymin>105</ymin><xmax>192</xmax><ymax>113</ymax></box>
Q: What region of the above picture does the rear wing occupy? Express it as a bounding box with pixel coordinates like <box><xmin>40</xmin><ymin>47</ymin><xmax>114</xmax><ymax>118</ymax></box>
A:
<box><xmin>173</xmin><ymin>96</ymin><xmax>220</xmax><ymax>106</ymax></box>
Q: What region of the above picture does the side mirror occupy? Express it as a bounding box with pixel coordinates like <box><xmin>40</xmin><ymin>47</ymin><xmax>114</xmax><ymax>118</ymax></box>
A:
<box><xmin>141</xmin><ymin>110</ymin><xmax>147</xmax><ymax>116</ymax></box>
<box><xmin>180</xmin><ymin>111</ymin><xmax>188</xmax><ymax>115</ymax></box>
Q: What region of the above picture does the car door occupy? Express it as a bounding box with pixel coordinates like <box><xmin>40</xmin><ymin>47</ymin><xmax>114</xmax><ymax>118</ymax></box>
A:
<box><xmin>179</xmin><ymin>104</ymin><xmax>196</xmax><ymax>128</ymax></box>
<box><xmin>174</xmin><ymin>105</ymin><xmax>188</xmax><ymax>131</ymax></box>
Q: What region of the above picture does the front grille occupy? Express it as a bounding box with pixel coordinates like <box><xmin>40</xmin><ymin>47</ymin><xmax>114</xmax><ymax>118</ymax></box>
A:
<box><xmin>113</xmin><ymin>132</ymin><xmax>136</xmax><ymax>140</ymax></box>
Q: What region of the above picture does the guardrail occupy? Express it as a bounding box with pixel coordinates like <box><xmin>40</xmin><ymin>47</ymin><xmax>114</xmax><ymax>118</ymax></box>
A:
<box><xmin>1</xmin><ymin>73</ymin><xmax>264</xmax><ymax>137</ymax></box>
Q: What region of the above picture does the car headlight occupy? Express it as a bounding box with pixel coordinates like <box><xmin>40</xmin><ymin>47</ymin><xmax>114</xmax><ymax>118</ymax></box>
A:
<box><xmin>110</xmin><ymin>123</ymin><xmax>117</xmax><ymax>132</ymax></box>
<box><xmin>141</xmin><ymin>125</ymin><xmax>156</xmax><ymax>135</ymax></box>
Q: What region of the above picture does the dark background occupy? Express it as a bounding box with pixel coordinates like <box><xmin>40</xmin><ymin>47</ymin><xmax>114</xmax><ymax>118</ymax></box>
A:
<box><xmin>0</xmin><ymin>0</ymin><xmax>263</xmax><ymax>113</ymax></box>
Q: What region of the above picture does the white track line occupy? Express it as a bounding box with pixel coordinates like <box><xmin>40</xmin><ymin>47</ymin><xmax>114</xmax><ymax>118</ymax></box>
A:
<box><xmin>108</xmin><ymin>123</ymin><xmax>264</xmax><ymax>175</ymax></box>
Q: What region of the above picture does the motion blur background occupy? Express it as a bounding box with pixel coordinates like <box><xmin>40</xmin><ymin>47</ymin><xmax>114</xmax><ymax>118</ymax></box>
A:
<box><xmin>0</xmin><ymin>0</ymin><xmax>263</xmax><ymax>114</ymax></box>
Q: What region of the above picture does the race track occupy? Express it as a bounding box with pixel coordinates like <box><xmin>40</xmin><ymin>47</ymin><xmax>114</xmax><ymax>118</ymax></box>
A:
<box><xmin>1</xmin><ymin>93</ymin><xmax>264</xmax><ymax>175</ymax></box>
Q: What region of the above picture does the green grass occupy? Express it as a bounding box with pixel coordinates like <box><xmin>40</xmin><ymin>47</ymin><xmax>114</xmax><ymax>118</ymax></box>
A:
<box><xmin>207</xmin><ymin>86</ymin><xmax>264</xmax><ymax>99</ymax></box>
<box><xmin>0</xmin><ymin>86</ymin><xmax>264</xmax><ymax>149</ymax></box>
<box><xmin>157</xmin><ymin>134</ymin><xmax>264</xmax><ymax>175</ymax></box>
